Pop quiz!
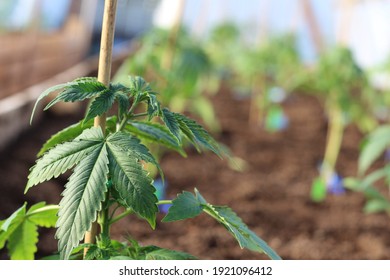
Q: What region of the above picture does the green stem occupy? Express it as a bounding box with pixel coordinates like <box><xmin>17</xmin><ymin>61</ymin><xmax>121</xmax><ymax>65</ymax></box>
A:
<box><xmin>109</xmin><ymin>200</ymin><xmax>173</xmax><ymax>225</ymax></box>
<box><xmin>99</xmin><ymin>191</ymin><xmax>111</xmax><ymax>236</ymax></box>
<box><xmin>322</xmin><ymin>102</ymin><xmax>344</xmax><ymax>182</ymax></box>
<box><xmin>249</xmin><ymin>75</ymin><xmax>266</xmax><ymax>125</ymax></box>
<box><xmin>132</xmin><ymin>112</ymin><xmax>149</xmax><ymax>119</ymax></box>
<box><xmin>109</xmin><ymin>209</ymin><xmax>134</xmax><ymax>225</ymax></box>
<box><xmin>157</xmin><ymin>200</ymin><xmax>173</xmax><ymax>205</ymax></box>
<box><xmin>117</xmin><ymin>101</ymin><xmax>139</xmax><ymax>132</ymax></box>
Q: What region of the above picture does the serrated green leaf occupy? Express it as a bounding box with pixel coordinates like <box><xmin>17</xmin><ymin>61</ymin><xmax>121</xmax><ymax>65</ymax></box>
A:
<box><xmin>73</xmin><ymin>77</ymin><xmax>101</xmax><ymax>83</ymax></box>
<box><xmin>37</xmin><ymin>119</ymin><xmax>95</xmax><ymax>157</ymax></box>
<box><xmin>84</xmin><ymin>245</ymin><xmax>101</xmax><ymax>260</ymax></box>
<box><xmin>26</xmin><ymin>127</ymin><xmax>105</xmax><ymax>193</ymax></box>
<box><xmin>30</xmin><ymin>82</ymin><xmax>71</xmax><ymax>124</ymax></box>
<box><xmin>44</xmin><ymin>80</ymin><xmax>107</xmax><ymax>110</ymax></box>
<box><xmin>27</xmin><ymin>204</ymin><xmax>59</xmax><ymax>228</ymax></box>
<box><xmin>126</xmin><ymin>121</ymin><xmax>185</xmax><ymax>156</ymax></box>
<box><xmin>161</xmin><ymin>108</ymin><xmax>181</xmax><ymax>143</ymax></box>
<box><xmin>110</xmin><ymin>82</ymin><xmax>130</xmax><ymax>94</ymax></box>
<box><xmin>107</xmin><ymin>131</ymin><xmax>162</xmax><ymax>177</ymax></box>
<box><xmin>359</xmin><ymin>125</ymin><xmax>390</xmax><ymax>174</ymax></box>
<box><xmin>7</xmin><ymin>219</ymin><xmax>38</xmax><ymax>260</ymax></box>
<box><xmin>174</xmin><ymin>112</ymin><xmax>222</xmax><ymax>156</ymax></box>
<box><xmin>193</xmin><ymin>188</ymin><xmax>208</xmax><ymax>205</ymax></box>
<box><xmin>115</xmin><ymin>92</ymin><xmax>130</xmax><ymax>119</ymax></box>
<box><xmin>56</xmin><ymin>143</ymin><xmax>109</xmax><ymax>260</ymax></box>
<box><xmin>162</xmin><ymin>191</ymin><xmax>203</xmax><ymax>222</ymax></box>
<box><xmin>163</xmin><ymin>189</ymin><xmax>280</xmax><ymax>260</ymax></box>
<box><xmin>203</xmin><ymin>205</ymin><xmax>281</xmax><ymax>260</ymax></box>
<box><xmin>110</xmin><ymin>256</ymin><xmax>134</xmax><ymax>260</ymax></box>
<box><xmin>0</xmin><ymin>204</ymin><xmax>27</xmax><ymax>248</ymax></box>
<box><xmin>142</xmin><ymin>246</ymin><xmax>197</xmax><ymax>260</ymax></box>
<box><xmin>128</xmin><ymin>76</ymin><xmax>152</xmax><ymax>93</ymax></box>
<box><xmin>107</xmin><ymin>142</ymin><xmax>158</xmax><ymax>229</ymax></box>
<box><xmin>147</xmin><ymin>93</ymin><xmax>161</xmax><ymax>119</ymax></box>
<box><xmin>84</xmin><ymin>89</ymin><xmax>115</xmax><ymax>124</ymax></box>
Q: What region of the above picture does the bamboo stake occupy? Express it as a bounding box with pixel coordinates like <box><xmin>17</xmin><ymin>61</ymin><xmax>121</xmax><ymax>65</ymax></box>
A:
<box><xmin>84</xmin><ymin>0</ymin><xmax>117</xmax><ymax>258</ymax></box>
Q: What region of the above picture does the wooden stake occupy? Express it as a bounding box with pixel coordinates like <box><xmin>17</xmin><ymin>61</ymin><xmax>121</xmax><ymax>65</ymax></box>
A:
<box><xmin>84</xmin><ymin>0</ymin><xmax>117</xmax><ymax>258</ymax></box>
<box><xmin>161</xmin><ymin>0</ymin><xmax>186</xmax><ymax>72</ymax></box>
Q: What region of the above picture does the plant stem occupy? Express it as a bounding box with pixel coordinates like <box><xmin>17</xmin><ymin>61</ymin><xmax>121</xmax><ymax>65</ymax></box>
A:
<box><xmin>117</xmin><ymin>100</ymin><xmax>140</xmax><ymax>132</ymax></box>
<box><xmin>322</xmin><ymin>102</ymin><xmax>344</xmax><ymax>183</ymax></box>
<box><xmin>249</xmin><ymin>75</ymin><xmax>265</xmax><ymax>125</ymax></box>
<box><xmin>109</xmin><ymin>209</ymin><xmax>133</xmax><ymax>225</ymax></box>
<box><xmin>157</xmin><ymin>200</ymin><xmax>173</xmax><ymax>205</ymax></box>
<box><xmin>109</xmin><ymin>200</ymin><xmax>173</xmax><ymax>226</ymax></box>
<box><xmin>99</xmin><ymin>191</ymin><xmax>111</xmax><ymax>236</ymax></box>
<box><xmin>84</xmin><ymin>0</ymin><xmax>118</xmax><ymax>259</ymax></box>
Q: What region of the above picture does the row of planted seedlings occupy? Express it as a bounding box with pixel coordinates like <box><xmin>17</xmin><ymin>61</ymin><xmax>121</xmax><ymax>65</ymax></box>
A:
<box><xmin>203</xmin><ymin>21</ymin><xmax>390</xmax><ymax>206</ymax></box>
<box><xmin>306</xmin><ymin>46</ymin><xmax>381</xmax><ymax>202</ymax></box>
<box><xmin>0</xmin><ymin>0</ymin><xmax>280</xmax><ymax>260</ymax></box>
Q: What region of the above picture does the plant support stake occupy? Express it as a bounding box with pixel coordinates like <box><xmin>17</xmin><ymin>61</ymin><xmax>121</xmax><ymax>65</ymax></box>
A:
<box><xmin>84</xmin><ymin>0</ymin><xmax>118</xmax><ymax>258</ymax></box>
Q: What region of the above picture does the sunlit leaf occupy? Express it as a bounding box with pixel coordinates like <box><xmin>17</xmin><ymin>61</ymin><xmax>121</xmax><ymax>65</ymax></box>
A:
<box><xmin>107</xmin><ymin>140</ymin><xmax>158</xmax><ymax>228</ymax></box>
<box><xmin>84</xmin><ymin>89</ymin><xmax>115</xmax><ymax>124</ymax></box>
<box><xmin>163</xmin><ymin>189</ymin><xmax>281</xmax><ymax>260</ymax></box>
<box><xmin>359</xmin><ymin>125</ymin><xmax>390</xmax><ymax>174</ymax></box>
<box><xmin>126</xmin><ymin>121</ymin><xmax>185</xmax><ymax>156</ymax></box>
<box><xmin>26</xmin><ymin>127</ymin><xmax>105</xmax><ymax>193</ymax></box>
<box><xmin>162</xmin><ymin>191</ymin><xmax>203</xmax><ymax>222</ymax></box>
<box><xmin>44</xmin><ymin>79</ymin><xmax>107</xmax><ymax>110</ymax></box>
<box><xmin>0</xmin><ymin>204</ymin><xmax>27</xmax><ymax>248</ymax></box>
<box><xmin>56</xmin><ymin>142</ymin><xmax>109</xmax><ymax>260</ymax></box>
<box><xmin>7</xmin><ymin>219</ymin><xmax>38</xmax><ymax>260</ymax></box>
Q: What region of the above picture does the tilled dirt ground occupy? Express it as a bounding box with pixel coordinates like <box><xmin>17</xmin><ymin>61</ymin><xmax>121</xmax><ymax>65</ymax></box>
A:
<box><xmin>1</xmin><ymin>84</ymin><xmax>390</xmax><ymax>260</ymax></box>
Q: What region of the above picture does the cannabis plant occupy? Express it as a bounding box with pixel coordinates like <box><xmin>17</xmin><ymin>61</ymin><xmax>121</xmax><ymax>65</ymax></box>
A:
<box><xmin>308</xmin><ymin>46</ymin><xmax>379</xmax><ymax>201</ymax></box>
<box><xmin>232</xmin><ymin>33</ymin><xmax>302</xmax><ymax>127</ymax></box>
<box><xmin>0</xmin><ymin>76</ymin><xmax>280</xmax><ymax>260</ymax></box>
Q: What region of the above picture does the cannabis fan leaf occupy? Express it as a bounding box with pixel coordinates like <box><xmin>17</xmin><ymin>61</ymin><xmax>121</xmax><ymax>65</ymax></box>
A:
<box><xmin>163</xmin><ymin>189</ymin><xmax>281</xmax><ymax>260</ymax></box>
<box><xmin>56</xmin><ymin>135</ymin><xmax>109</xmax><ymax>260</ymax></box>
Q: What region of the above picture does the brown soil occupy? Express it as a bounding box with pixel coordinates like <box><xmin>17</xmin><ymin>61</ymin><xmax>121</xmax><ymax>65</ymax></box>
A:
<box><xmin>1</xmin><ymin>85</ymin><xmax>390</xmax><ymax>260</ymax></box>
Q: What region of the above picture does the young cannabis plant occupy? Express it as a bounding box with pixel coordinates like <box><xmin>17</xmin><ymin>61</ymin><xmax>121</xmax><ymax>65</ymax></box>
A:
<box><xmin>309</xmin><ymin>46</ymin><xmax>379</xmax><ymax>202</ymax></box>
<box><xmin>21</xmin><ymin>76</ymin><xmax>280</xmax><ymax>260</ymax></box>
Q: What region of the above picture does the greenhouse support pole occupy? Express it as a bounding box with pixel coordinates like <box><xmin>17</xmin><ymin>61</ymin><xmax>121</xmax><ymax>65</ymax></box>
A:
<box><xmin>84</xmin><ymin>0</ymin><xmax>118</xmax><ymax>258</ymax></box>
<box><xmin>161</xmin><ymin>0</ymin><xmax>186</xmax><ymax>71</ymax></box>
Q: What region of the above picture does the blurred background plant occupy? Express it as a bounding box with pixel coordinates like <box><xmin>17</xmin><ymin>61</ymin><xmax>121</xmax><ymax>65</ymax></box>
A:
<box><xmin>308</xmin><ymin>46</ymin><xmax>381</xmax><ymax>202</ymax></box>
<box><xmin>113</xmin><ymin>0</ymin><xmax>220</xmax><ymax>134</ymax></box>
